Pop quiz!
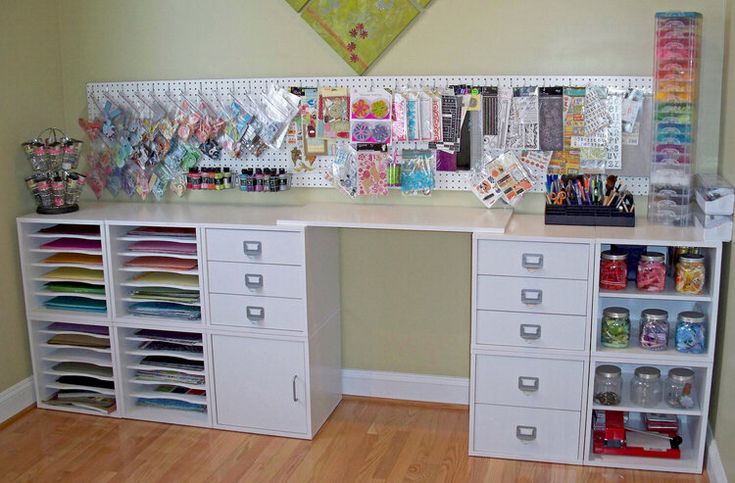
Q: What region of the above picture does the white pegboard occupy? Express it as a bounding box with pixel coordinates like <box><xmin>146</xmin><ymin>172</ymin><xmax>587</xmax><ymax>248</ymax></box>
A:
<box><xmin>86</xmin><ymin>75</ymin><xmax>653</xmax><ymax>195</ymax></box>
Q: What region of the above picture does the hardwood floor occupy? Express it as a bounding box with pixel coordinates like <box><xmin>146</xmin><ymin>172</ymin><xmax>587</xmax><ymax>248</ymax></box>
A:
<box><xmin>0</xmin><ymin>397</ymin><xmax>709</xmax><ymax>482</ymax></box>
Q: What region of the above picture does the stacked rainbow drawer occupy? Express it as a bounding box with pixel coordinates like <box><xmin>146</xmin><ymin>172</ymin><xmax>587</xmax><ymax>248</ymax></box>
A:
<box><xmin>648</xmin><ymin>12</ymin><xmax>702</xmax><ymax>226</ymax></box>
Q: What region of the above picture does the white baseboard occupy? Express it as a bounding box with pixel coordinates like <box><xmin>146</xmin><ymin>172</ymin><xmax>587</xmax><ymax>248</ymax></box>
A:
<box><xmin>0</xmin><ymin>377</ymin><xmax>35</xmax><ymax>424</ymax></box>
<box><xmin>341</xmin><ymin>369</ymin><xmax>469</xmax><ymax>405</ymax></box>
<box><xmin>707</xmin><ymin>426</ymin><xmax>729</xmax><ymax>483</ymax></box>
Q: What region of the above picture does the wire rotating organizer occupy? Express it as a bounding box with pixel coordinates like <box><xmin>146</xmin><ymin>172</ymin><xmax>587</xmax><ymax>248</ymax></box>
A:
<box><xmin>22</xmin><ymin>127</ymin><xmax>85</xmax><ymax>215</ymax></box>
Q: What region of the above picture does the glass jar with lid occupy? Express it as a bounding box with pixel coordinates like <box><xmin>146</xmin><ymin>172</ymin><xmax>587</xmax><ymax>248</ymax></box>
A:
<box><xmin>594</xmin><ymin>365</ymin><xmax>622</xmax><ymax>406</ymax></box>
<box><xmin>675</xmin><ymin>253</ymin><xmax>705</xmax><ymax>294</ymax></box>
<box><xmin>639</xmin><ymin>308</ymin><xmax>669</xmax><ymax>351</ymax></box>
<box><xmin>675</xmin><ymin>311</ymin><xmax>706</xmax><ymax>353</ymax></box>
<box><xmin>636</xmin><ymin>252</ymin><xmax>667</xmax><ymax>292</ymax></box>
<box><xmin>665</xmin><ymin>367</ymin><xmax>696</xmax><ymax>409</ymax></box>
<box><xmin>600</xmin><ymin>250</ymin><xmax>628</xmax><ymax>290</ymax></box>
<box><xmin>601</xmin><ymin>307</ymin><xmax>631</xmax><ymax>348</ymax></box>
<box><xmin>630</xmin><ymin>366</ymin><xmax>663</xmax><ymax>407</ymax></box>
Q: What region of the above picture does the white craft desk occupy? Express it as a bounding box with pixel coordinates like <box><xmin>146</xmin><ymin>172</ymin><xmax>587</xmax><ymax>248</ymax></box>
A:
<box><xmin>16</xmin><ymin>202</ymin><xmax>722</xmax><ymax>474</ymax></box>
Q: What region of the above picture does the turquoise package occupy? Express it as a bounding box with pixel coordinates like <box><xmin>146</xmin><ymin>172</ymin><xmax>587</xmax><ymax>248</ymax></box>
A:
<box><xmin>399</xmin><ymin>149</ymin><xmax>435</xmax><ymax>196</ymax></box>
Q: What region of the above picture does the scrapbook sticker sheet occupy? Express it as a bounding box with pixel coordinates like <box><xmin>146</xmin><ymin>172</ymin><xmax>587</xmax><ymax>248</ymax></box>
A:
<box><xmin>538</xmin><ymin>87</ymin><xmax>564</xmax><ymax>151</ymax></box>
<box><xmin>318</xmin><ymin>87</ymin><xmax>350</xmax><ymax>140</ymax></box>
<box><xmin>521</xmin><ymin>150</ymin><xmax>553</xmax><ymax>184</ymax></box>
<box><xmin>606</xmin><ymin>93</ymin><xmax>624</xmax><ymax>169</ymax></box>
<box><xmin>357</xmin><ymin>152</ymin><xmax>388</xmax><ymax>197</ymax></box>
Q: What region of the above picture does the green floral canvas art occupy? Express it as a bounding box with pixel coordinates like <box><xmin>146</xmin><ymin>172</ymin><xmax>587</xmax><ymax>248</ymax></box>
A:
<box><xmin>299</xmin><ymin>0</ymin><xmax>421</xmax><ymax>75</ymax></box>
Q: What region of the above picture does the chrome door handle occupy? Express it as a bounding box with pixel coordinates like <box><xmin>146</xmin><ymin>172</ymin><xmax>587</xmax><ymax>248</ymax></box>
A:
<box><xmin>244</xmin><ymin>274</ymin><xmax>263</xmax><ymax>289</ymax></box>
<box><xmin>521</xmin><ymin>289</ymin><xmax>543</xmax><ymax>306</ymax></box>
<box><xmin>518</xmin><ymin>376</ymin><xmax>540</xmax><ymax>392</ymax></box>
<box><xmin>516</xmin><ymin>425</ymin><xmax>537</xmax><ymax>442</ymax></box>
<box><xmin>246</xmin><ymin>306</ymin><xmax>265</xmax><ymax>322</ymax></box>
<box><xmin>243</xmin><ymin>241</ymin><xmax>262</xmax><ymax>257</ymax></box>
<box><xmin>521</xmin><ymin>253</ymin><xmax>544</xmax><ymax>271</ymax></box>
<box><xmin>520</xmin><ymin>324</ymin><xmax>542</xmax><ymax>340</ymax></box>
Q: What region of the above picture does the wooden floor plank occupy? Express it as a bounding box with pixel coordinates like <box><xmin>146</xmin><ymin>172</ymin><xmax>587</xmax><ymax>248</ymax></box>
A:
<box><xmin>0</xmin><ymin>398</ymin><xmax>709</xmax><ymax>483</ymax></box>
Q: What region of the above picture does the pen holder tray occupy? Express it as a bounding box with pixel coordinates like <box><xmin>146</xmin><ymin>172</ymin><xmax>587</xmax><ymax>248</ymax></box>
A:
<box><xmin>545</xmin><ymin>205</ymin><xmax>635</xmax><ymax>227</ymax></box>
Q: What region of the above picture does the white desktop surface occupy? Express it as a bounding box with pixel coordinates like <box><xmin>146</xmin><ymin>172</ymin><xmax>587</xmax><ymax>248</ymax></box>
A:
<box><xmin>277</xmin><ymin>203</ymin><xmax>512</xmax><ymax>233</ymax></box>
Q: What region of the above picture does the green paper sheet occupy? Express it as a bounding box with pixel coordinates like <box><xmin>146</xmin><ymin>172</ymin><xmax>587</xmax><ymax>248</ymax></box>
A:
<box><xmin>301</xmin><ymin>0</ymin><xmax>420</xmax><ymax>75</ymax></box>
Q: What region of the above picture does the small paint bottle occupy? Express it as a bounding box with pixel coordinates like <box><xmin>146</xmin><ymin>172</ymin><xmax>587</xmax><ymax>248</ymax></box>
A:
<box><xmin>279</xmin><ymin>168</ymin><xmax>288</xmax><ymax>191</ymax></box>
<box><xmin>245</xmin><ymin>169</ymin><xmax>254</xmax><ymax>191</ymax></box>
<box><xmin>240</xmin><ymin>169</ymin><xmax>250</xmax><ymax>191</ymax></box>
<box><xmin>223</xmin><ymin>168</ymin><xmax>232</xmax><ymax>189</ymax></box>
<box><xmin>268</xmin><ymin>169</ymin><xmax>279</xmax><ymax>192</ymax></box>
<box><xmin>190</xmin><ymin>168</ymin><xmax>201</xmax><ymax>190</ymax></box>
<box><xmin>201</xmin><ymin>168</ymin><xmax>210</xmax><ymax>190</ymax></box>
<box><xmin>263</xmin><ymin>169</ymin><xmax>270</xmax><ymax>192</ymax></box>
<box><xmin>186</xmin><ymin>169</ymin><xmax>193</xmax><ymax>190</ymax></box>
<box><xmin>215</xmin><ymin>168</ymin><xmax>224</xmax><ymax>191</ymax></box>
<box><xmin>255</xmin><ymin>168</ymin><xmax>264</xmax><ymax>192</ymax></box>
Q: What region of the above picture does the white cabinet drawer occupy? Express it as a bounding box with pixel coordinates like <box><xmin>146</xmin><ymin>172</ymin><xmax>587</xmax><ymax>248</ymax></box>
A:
<box><xmin>473</xmin><ymin>404</ymin><xmax>580</xmax><ymax>462</ymax></box>
<box><xmin>476</xmin><ymin>275</ymin><xmax>587</xmax><ymax>316</ymax></box>
<box><xmin>206</xmin><ymin>229</ymin><xmax>302</xmax><ymax>265</ymax></box>
<box><xmin>474</xmin><ymin>354</ymin><xmax>584</xmax><ymax>410</ymax></box>
<box><xmin>209</xmin><ymin>294</ymin><xmax>306</xmax><ymax>332</ymax></box>
<box><xmin>476</xmin><ymin>240</ymin><xmax>589</xmax><ymax>280</ymax></box>
<box><xmin>475</xmin><ymin>310</ymin><xmax>587</xmax><ymax>351</ymax></box>
<box><xmin>208</xmin><ymin>262</ymin><xmax>304</xmax><ymax>299</ymax></box>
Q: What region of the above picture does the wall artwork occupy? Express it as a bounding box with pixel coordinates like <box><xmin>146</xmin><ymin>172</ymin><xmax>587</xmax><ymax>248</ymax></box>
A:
<box><xmin>289</xmin><ymin>0</ymin><xmax>432</xmax><ymax>75</ymax></box>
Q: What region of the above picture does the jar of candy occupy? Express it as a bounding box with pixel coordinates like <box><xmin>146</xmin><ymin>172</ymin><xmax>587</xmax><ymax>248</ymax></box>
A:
<box><xmin>675</xmin><ymin>253</ymin><xmax>705</xmax><ymax>294</ymax></box>
<box><xmin>630</xmin><ymin>366</ymin><xmax>662</xmax><ymax>408</ymax></box>
<box><xmin>601</xmin><ymin>307</ymin><xmax>630</xmax><ymax>348</ymax></box>
<box><xmin>675</xmin><ymin>311</ymin><xmax>706</xmax><ymax>353</ymax></box>
<box><xmin>639</xmin><ymin>308</ymin><xmax>669</xmax><ymax>351</ymax></box>
<box><xmin>594</xmin><ymin>365</ymin><xmax>622</xmax><ymax>406</ymax></box>
<box><xmin>665</xmin><ymin>368</ymin><xmax>696</xmax><ymax>409</ymax></box>
<box><xmin>600</xmin><ymin>251</ymin><xmax>628</xmax><ymax>290</ymax></box>
<box><xmin>637</xmin><ymin>252</ymin><xmax>667</xmax><ymax>291</ymax></box>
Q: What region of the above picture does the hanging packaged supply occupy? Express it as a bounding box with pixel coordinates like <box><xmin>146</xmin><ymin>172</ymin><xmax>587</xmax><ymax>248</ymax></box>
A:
<box><xmin>538</xmin><ymin>87</ymin><xmax>564</xmax><ymax>151</ymax></box>
<box><xmin>400</xmin><ymin>149</ymin><xmax>436</xmax><ymax>196</ymax></box>
<box><xmin>470</xmin><ymin>151</ymin><xmax>533</xmax><ymax>208</ymax></box>
<box><xmin>505</xmin><ymin>87</ymin><xmax>540</xmax><ymax>151</ymax></box>
<box><xmin>357</xmin><ymin>150</ymin><xmax>389</xmax><ymax>197</ymax></box>
<box><xmin>318</xmin><ymin>87</ymin><xmax>350</xmax><ymax>140</ymax></box>
<box><xmin>350</xmin><ymin>88</ymin><xmax>393</xmax><ymax>144</ymax></box>
<box><xmin>327</xmin><ymin>142</ymin><xmax>359</xmax><ymax>198</ymax></box>
<box><xmin>392</xmin><ymin>91</ymin><xmax>408</xmax><ymax>142</ymax></box>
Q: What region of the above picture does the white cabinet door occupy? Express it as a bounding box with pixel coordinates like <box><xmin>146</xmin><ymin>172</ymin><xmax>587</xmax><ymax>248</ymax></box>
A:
<box><xmin>212</xmin><ymin>334</ymin><xmax>308</xmax><ymax>435</ymax></box>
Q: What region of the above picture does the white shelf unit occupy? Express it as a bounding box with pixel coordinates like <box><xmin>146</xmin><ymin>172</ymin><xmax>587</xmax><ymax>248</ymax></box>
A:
<box><xmin>17</xmin><ymin>221</ymin><xmax>110</xmax><ymax>322</ymax></box>
<box><xmin>27</xmin><ymin>319</ymin><xmax>119</xmax><ymax>417</ymax></box>
<box><xmin>584</xmin><ymin>239</ymin><xmax>722</xmax><ymax>474</ymax></box>
<box><xmin>116</xmin><ymin>326</ymin><xmax>211</xmax><ymax>427</ymax></box>
<box><xmin>106</xmin><ymin>223</ymin><xmax>204</xmax><ymax>327</ymax></box>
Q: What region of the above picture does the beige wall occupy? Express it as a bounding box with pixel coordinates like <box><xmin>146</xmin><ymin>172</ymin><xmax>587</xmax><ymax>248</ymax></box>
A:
<box><xmin>0</xmin><ymin>0</ymin><xmax>66</xmax><ymax>391</ymax></box>
<box><xmin>712</xmin><ymin>0</ymin><xmax>735</xmax><ymax>479</ymax></box>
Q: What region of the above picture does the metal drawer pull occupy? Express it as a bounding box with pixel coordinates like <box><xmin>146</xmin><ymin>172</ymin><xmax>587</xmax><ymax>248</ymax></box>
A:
<box><xmin>518</xmin><ymin>376</ymin><xmax>540</xmax><ymax>392</ymax></box>
<box><xmin>243</xmin><ymin>241</ymin><xmax>262</xmax><ymax>257</ymax></box>
<box><xmin>292</xmin><ymin>375</ymin><xmax>299</xmax><ymax>402</ymax></box>
<box><xmin>516</xmin><ymin>425</ymin><xmax>537</xmax><ymax>442</ymax></box>
<box><xmin>521</xmin><ymin>253</ymin><xmax>544</xmax><ymax>271</ymax></box>
<box><xmin>246</xmin><ymin>306</ymin><xmax>265</xmax><ymax>322</ymax></box>
<box><xmin>520</xmin><ymin>324</ymin><xmax>542</xmax><ymax>340</ymax></box>
<box><xmin>244</xmin><ymin>274</ymin><xmax>264</xmax><ymax>289</ymax></box>
<box><xmin>521</xmin><ymin>289</ymin><xmax>543</xmax><ymax>305</ymax></box>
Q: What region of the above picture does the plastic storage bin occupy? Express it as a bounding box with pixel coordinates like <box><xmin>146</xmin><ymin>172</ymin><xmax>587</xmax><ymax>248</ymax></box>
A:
<box><xmin>648</xmin><ymin>12</ymin><xmax>702</xmax><ymax>226</ymax></box>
